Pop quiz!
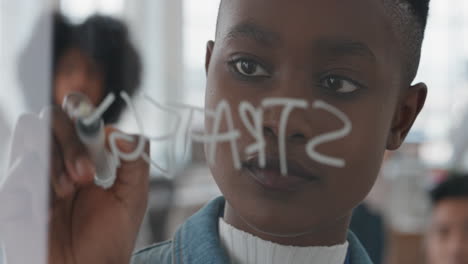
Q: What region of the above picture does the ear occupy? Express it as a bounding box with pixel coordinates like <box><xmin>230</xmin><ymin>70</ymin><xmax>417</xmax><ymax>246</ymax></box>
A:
<box><xmin>205</xmin><ymin>41</ymin><xmax>215</xmax><ymax>76</ymax></box>
<box><xmin>386</xmin><ymin>82</ymin><xmax>427</xmax><ymax>150</ymax></box>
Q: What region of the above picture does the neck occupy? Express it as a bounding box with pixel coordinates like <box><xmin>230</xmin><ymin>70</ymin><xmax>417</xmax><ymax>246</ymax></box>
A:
<box><xmin>223</xmin><ymin>202</ymin><xmax>351</xmax><ymax>247</ymax></box>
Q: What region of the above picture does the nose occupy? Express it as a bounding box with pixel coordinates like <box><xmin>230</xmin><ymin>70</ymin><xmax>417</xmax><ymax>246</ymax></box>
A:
<box><xmin>70</xmin><ymin>69</ymin><xmax>90</xmax><ymax>89</ymax></box>
<box><xmin>259</xmin><ymin>66</ymin><xmax>318</xmax><ymax>144</ymax></box>
<box><xmin>262</xmin><ymin>102</ymin><xmax>310</xmax><ymax>144</ymax></box>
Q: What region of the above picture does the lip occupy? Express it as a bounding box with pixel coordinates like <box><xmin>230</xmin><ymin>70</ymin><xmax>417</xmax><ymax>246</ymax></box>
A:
<box><xmin>243</xmin><ymin>157</ymin><xmax>319</xmax><ymax>192</ymax></box>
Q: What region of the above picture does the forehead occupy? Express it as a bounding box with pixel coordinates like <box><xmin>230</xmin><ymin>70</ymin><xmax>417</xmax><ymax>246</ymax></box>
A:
<box><xmin>433</xmin><ymin>198</ymin><xmax>468</xmax><ymax>222</ymax></box>
<box><xmin>219</xmin><ymin>0</ymin><xmax>390</xmax><ymax>33</ymax></box>
<box><xmin>217</xmin><ymin>0</ymin><xmax>397</xmax><ymax>65</ymax></box>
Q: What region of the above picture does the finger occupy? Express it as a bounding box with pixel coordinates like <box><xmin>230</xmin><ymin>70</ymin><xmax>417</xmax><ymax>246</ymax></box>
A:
<box><xmin>47</xmin><ymin>106</ymin><xmax>95</xmax><ymax>185</ymax></box>
<box><xmin>102</xmin><ymin>127</ymin><xmax>150</xmax><ymax>229</ymax></box>
<box><xmin>105</xmin><ymin>126</ymin><xmax>150</xmax><ymax>182</ymax></box>
<box><xmin>104</xmin><ymin>127</ymin><xmax>150</xmax><ymax>201</ymax></box>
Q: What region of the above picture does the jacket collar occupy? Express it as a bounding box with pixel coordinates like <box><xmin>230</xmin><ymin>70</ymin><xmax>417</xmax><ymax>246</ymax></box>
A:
<box><xmin>173</xmin><ymin>196</ymin><xmax>229</xmax><ymax>264</ymax></box>
<box><xmin>173</xmin><ymin>196</ymin><xmax>373</xmax><ymax>264</ymax></box>
<box><xmin>347</xmin><ymin>229</ymin><xmax>373</xmax><ymax>263</ymax></box>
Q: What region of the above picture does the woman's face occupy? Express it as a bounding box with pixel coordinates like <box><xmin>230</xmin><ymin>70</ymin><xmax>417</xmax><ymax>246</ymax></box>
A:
<box><xmin>54</xmin><ymin>48</ymin><xmax>104</xmax><ymax>107</ymax></box>
<box><xmin>203</xmin><ymin>0</ymin><xmax>426</xmax><ymax>245</ymax></box>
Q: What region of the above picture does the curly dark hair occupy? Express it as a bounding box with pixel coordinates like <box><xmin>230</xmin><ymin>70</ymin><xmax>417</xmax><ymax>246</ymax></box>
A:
<box><xmin>20</xmin><ymin>12</ymin><xmax>142</xmax><ymax>124</ymax></box>
<box><xmin>74</xmin><ymin>14</ymin><xmax>142</xmax><ymax>124</ymax></box>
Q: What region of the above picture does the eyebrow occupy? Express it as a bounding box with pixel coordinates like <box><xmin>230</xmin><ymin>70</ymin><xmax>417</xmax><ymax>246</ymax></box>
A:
<box><xmin>224</xmin><ymin>22</ymin><xmax>376</xmax><ymax>62</ymax></box>
<box><xmin>315</xmin><ymin>38</ymin><xmax>377</xmax><ymax>62</ymax></box>
<box><xmin>224</xmin><ymin>22</ymin><xmax>281</xmax><ymax>48</ymax></box>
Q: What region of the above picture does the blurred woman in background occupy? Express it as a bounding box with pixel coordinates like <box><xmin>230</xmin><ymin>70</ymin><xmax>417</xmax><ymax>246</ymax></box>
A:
<box><xmin>19</xmin><ymin>12</ymin><xmax>142</xmax><ymax>124</ymax></box>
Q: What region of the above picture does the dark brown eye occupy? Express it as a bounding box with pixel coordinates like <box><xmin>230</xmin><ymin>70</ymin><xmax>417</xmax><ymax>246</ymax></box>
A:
<box><xmin>234</xmin><ymin>59</ymin><xmax>269</xmax><ymax>77</ymax></box>
<box><xmin>321</xmin><ymin>76</ymin><xmax>359</xmax><ymax>94</ymax></box>
<box><xmin>325</xmin><ymin>77</ymin><xmax>342</xmax><ymax>90</ymax></box>
<box><xmin>240</xmin><ymin>61</ymin><xmax>256</xmax><ymax>75</ymax></box>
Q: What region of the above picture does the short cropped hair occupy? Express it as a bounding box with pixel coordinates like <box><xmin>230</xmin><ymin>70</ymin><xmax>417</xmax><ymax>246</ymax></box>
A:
<box><xmin>430</xmin><ymin>174</ymin><xmax>468</xmax><ymax>205</ymax></box>
<box><xmin>383</xmin><ymin>0</ymin><xmax>430</xmax><ymax>85</ymax></box>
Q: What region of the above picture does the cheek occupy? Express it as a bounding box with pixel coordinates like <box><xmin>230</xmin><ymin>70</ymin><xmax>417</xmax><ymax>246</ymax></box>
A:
<box><xmin>204</xmin><ymin>66</ymin><xmax>268</xmax><ymax>198</ymax></box>
<box><xmin>426</xmin><ymin>237</ymin><xmax>445</xmax><ymax>263</ymax></box>
<box><xmin>87</xmin><ymin>80</ymin><xmax>104</xmax><ymax>106</ymax></box>
<box><xmin>314</xmin><ymin>107</ymin><xmax>390</xmax><ymax>201</ymax></box>
<box><xmin>204</xmin><ymin>70</ymin><xmax>237</xmax><ymax>182</ymax></box>
<box><xmin>205</xmin><ymin>66</ymin><xmax>243</xmax><ymax>108</ymax></box>
<box><xmin>53</xmin><ymin>75</ymin><xmax>68</xmax><ymax>105</ymax></box>
<box><xmin>345</xmin><ymin>120</ymin><xmax>388</xmax><ymax>188</ymax></box>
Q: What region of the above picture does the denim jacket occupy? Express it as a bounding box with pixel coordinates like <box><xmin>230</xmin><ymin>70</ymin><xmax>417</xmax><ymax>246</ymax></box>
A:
<box><xmin>131</xmin><ymin>197</ymin><xmax>373</xmax><ymax>264</ymax></box>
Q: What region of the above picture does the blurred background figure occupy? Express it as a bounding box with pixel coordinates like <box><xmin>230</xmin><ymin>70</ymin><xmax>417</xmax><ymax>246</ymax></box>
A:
<box><xmin>380</xmin><ymin>132</ymin><xmax>432</xmax><ymax>264</ymax></box>
<box><xmin>18</xmin><ymin>12</ymin><xmax>142</xmax><ymax>124</ymax></box>
<box><xmin>426</xmin><ymin>174</ymin><xmax>468</xmax><ymax>264</ymax></box>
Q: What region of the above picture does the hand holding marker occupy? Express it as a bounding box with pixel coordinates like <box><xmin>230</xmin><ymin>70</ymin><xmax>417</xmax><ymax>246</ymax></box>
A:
<box><xmin>62</xmin><ymin>92</ymin><xmax>117</xmax><ymax>189</ymax></box>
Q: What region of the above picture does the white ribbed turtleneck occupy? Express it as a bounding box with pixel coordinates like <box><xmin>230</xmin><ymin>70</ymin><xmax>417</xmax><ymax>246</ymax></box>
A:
<box><xmin>218</xmin><ymin>217</ymin><xmax>348</xmax><ymax>264</ymax></box>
